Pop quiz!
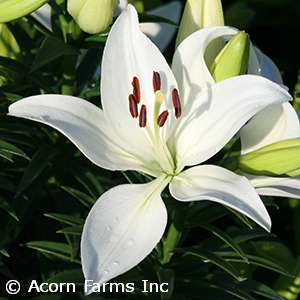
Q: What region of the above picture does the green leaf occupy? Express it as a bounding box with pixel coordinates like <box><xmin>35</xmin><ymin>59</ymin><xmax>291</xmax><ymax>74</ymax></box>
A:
<box><xmin>30</xmin><ymin>36</ymin><xmax>80</xmax><ymax>72</ymax></box>
<box><xmin>0</xmin><ymin>56</ymin><xmax>55</xmax><ymax>93</ymax></box>
<box><xmin>22</xmin><ymin>241</ymin><xmax>80</xmax><ymax>263</ymax></box>
<box><xmin>181</xmin><ymin>248</ymin><xmax>246</xmax><ymax>281</ymax></box>
<box><xmin>61</xmin><ymin>186</ymin><xmax>95</xmax><ymax>207</ymax></box>
<box><xmin>44</xmin><ymin>213</ymin><xmax>84</xmax><ymax>226</ymax></box>
<box><xmin>44</xmin><ymin>269</ymin><xmax>84</xmax><ymax>284</ymax></box>
<box><xmin>57</xmin><ymin>225</ymin><xmax>83</xmax><ymax>235</ymax></box>
<box><xmin>154</xmin><ymin>266</ymin><xmax>175</xmax><ymax>300</ymax></box>
<box><xmin>0</xmin><ymin>196</ymin><xmax>18</xmax><ymax>221</ymax></box>
<box><xmin>138</xmin><ymin>13</ymin><xmax>179</xmax><ymax>26</ymax></box>
<box><xmin>218</xmin><ymin>252</ymin><xmax>293</xmax><ymax>277</ymax></box>
<box><xmin>0</xmin><ymin>139</ymin><xmax>30</xmax><ymax>162</ymax></box>
<box><xmin>200</xmin><ymin>223</ymin><xmax>248</xmax><ymax>263</ymax></box>
<box><xmin>0</xmin><ymin>175</ymin><xmax>16</xmax><ymax>192</ymax></box>
<box><xmin>16</xmin><ymin>145</ymin><xmax>57</xmax><ymax>196</ymax></box>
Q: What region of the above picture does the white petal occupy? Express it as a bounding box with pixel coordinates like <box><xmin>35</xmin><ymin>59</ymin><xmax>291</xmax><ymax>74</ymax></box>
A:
<box><xmin>170</xmin><ymin>165</ymin><xmax>271</xmax><ymax>231</ymax></box>
<box><xmin>8</xmin><ymin>95</ymin><xmax>159</xmax><ymax>176</ymax></box>
<box><xmin>81</xmin><ymin>176</ymin><xmax>168</xmax><ymax>295</ymax></box>
<box><xmin>249</xmin><ymin>46</ymin><xmax>283</xmax><ymax>84</ymax></box>
<box><xmin>239</xmin><ymin>102</ymin><xmax>300</xmax><ymax>154</ymax></box>
<box><xmin>247</xmin><ymin>174</ymin><xmax>300</xmax><ymax>199</ymax></box>
<box><xmin>172</xmin><ymin>75</ymin><xmax>292</xmax><ymax>169</ymax></box>
<box><xmin>141</xmin><ymin>1</ymin><xmax>182</xmax><ymax>52</ymax></box>
<box><xmin>31</xmin><ymin>3</ymin><xmax>52</xmax><ymax>30</ymax></box>
<box><xmin>102</xmin><ymin>4</ymin><xmax>178</xmax><ymax>147</ymax></box>
<box><xmin>172</xmin><ymin>26</ymin><xmax>238</xmax><ymax>109</ymax></box>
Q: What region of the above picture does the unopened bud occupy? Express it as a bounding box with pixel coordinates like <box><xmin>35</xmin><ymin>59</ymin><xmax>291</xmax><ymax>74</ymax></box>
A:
<box><xmin>176</xmin><ymin>0</ymin><xmax>224</xmax><ymax>47</ymax></box>
<box><xmin>210</xmin><ymin>31</ymin><xmax>250</xmax><ymax>82</ymax></box>
<box><xmin>239</xmin><ymin>139</ymin><xmax>300</xmax><ymax>177</ymax></box>
<box><xmin>67</xmin><ymin>0</ymin><xmax>119</xmax><ymax>34</ymax></box>
<box><xmin>0</xmin><ymin>0</ymin><xmax>48</xmax><ymax>23</ymax></box>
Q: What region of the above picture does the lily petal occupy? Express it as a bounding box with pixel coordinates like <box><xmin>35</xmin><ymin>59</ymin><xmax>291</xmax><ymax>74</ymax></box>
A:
<box><xmin>172</xmin><ymin>26</ymin><xmax>238</xmax><ymax>108</ymax></box>
<box><xmin>248</xmin><ymin>46</ymin><xmax>283</xmax><ymax>84</ymax></box>
<box><xmin>170</xmin><ymin>165</ymin><xmax>271</xmax><ymax>231</ymax></box>
<box><xmin>247</xmin><ymin>174</ymin><xmax>300</xmax><ymax>199</ymax></box>
<box><xmin>140</xmin><ymin>1</ymin><xmax>182</xmax><ymax>52</ymax></box>
<box><xmin>102</xmin><ymin>4</ymin><xmax>178</xmax><ymax>147</ymax></box>
<box><xmin>172</xmin><ymin>75</ymin><xmax>292</xmax><ymax>169</ymax></box>
<box><xmin>81</xmin><ymin>176</ymin><xmax>168</xmax><ymax>295</ymax></box>
<box><xmin>239</xmin><ymin>102</ymin><xmax>300</xmax><ymax>154</ymax></box>
<box><xmin>8</xmin><ymin>95</ymin><xmax>159</xmax><ymax>176</ymax></box>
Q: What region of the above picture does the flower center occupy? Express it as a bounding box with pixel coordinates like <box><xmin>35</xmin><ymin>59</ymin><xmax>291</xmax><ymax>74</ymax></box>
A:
<box><xmin>127</xmin><ymin>71</ymin><xmax>182</xmax><ymax>176</ymax></box>
<box><xmin>128</xmin><ymin>71</ymin><xmax>181</xmax><ymax>128</ymax></box>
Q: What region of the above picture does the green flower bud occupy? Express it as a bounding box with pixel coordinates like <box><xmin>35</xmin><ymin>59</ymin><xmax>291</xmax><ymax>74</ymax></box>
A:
<box><xmin>176</xmin><ymin>0</ymin><xmax>224</xmax><ymax>47</ymax></box>
<box><xmin>0</xmin><ymin>0</ymin><xmax>48</xmax><ymax>23</ymax></box>
<box><xmin>210</xmin><ymin>31</ymin><xmax>250</xmax><ymax>82</ymax></box>
<box><xmin>67</xmin><ymin>0</ymin><xmax>119</xmax><ymax>34</ymax></box>
<box><xmin>239</xmin><ymin>139</ymin><xmax>300</xmax><ymax>177</ymax></box>
<box><xmin>0</xmin><ymin>24</ymin><xmax>22</xmax><ymax>82</ymax></box>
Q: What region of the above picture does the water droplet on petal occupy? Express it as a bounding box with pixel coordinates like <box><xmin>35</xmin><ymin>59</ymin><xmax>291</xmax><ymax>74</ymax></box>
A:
<box><xmin>124</xmin><ymin>239</ymin><xmax>135</xmax><ymax>249</ymax></box>
<box><xmin>104</xmin><ymin>270</ymin><xmax>109</xmax><ymax>275</ymax></box>
<box><xmin>112</xmin><ymin>261</ymin><xmax>119</xmax><ymax>266</ymax></box>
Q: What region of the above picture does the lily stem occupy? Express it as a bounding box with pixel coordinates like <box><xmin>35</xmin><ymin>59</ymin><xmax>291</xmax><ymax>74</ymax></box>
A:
<box><xmin>61</xmin><ymin>54</ymin><xmax>78</xmax><ymax>95</ymax></box>
<box><xmin>160</xmin><ymin>205</ymin><xmax>187</xmax><ymax>265</ymax></box>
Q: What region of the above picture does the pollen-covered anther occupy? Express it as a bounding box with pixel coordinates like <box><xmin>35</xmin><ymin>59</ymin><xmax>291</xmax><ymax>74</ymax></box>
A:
<box><xmin>132</xmin><ymin>76</ymin><xmax>141</xmax><ymax>103</ymax></box>
<box><xmin>139</xmin><ymin>104</ymin><xmax>147</xmax><ymax>128</ymax></box>
<box><xmin>129</xmin><ymin>94</ymin><xmax>138</xmax><ymax>118</ymax></box>
<box><xmin>172</xmin><ymin>88</ymin><xmax>182</xmax><ymax>118</ymax></box>
<box><xmin>153</xmin><ymin>71</ymin><xmax>161</xmax><ymax>92</ymax></box>
<box><xmin>157</xmin><ymin>110</ymin><xmax>169</xmax><ymax>127</ymax></box>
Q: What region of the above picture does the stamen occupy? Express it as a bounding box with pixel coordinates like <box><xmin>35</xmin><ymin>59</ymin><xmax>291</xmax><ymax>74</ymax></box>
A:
<box><xmin>296</xmin><ymin>92</ymin><xmax>300</xmax><ymax>98</ymax></box>
<box><xmin>132</xmin><ymin>76</ymin><xmax>141</xmax><ymax>103</ymax></box>
<box><xmin>139</xmin><ymin>104</ymin><xmax>147</xmax><ymax>128</ymax></box>
<box><xmin>157</xmin><ymin>110</ymin><xmax>169</xmax><ymax>127</ymax></box>
<box><xmin>129</xmin><ymin>94</ymin><xmax>138</xmax><ymax>118</ymax></box>
<box><xmin>153</xmin><ymin>71</ymin><xmax>161</xmax><ymax>92</ymax></box>
<box><xmin>172</xmin><ymin>88</ymin><xmax>182</xmax><ymax>118</ymax></box>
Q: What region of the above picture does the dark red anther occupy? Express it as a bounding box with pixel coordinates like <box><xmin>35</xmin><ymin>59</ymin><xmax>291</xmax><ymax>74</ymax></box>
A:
<box><xmin>153</xmin><ymin>71</ymin><xmax>161</xmax><ymax>92</ymax></box>
<box><xmin>172</xmin><ymin>88</ymin><xmax>181</xmax><ymax>118</ymax></box>
<box><xmin>129</xmin><ymin>94</ymin><xmax>138</xmax><ymax>118</ymax></box>
<box><xmin>139</xmin><ymin>104</ymin><xmax>147</xmax><ymax>128</ymax></box>
<box><xmin>296</xmin><ymin>92</ymin><xmax>300</xmax><ymax>98</ymax></box>
<box><xmin>132</xmin><ymin>76</ymin><xmax>141</xmax><ymax>103</ymax></box>
<box><xmin>157</xmin><ymin>110</ymin><xmax>169</xmax><ymax>127</ymax></box>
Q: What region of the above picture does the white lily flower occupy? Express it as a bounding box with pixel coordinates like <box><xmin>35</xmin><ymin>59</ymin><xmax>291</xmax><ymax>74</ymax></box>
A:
<box><xmin>8</xmin><ymin>5</ymin><xmax>292</xmax><ymax>293</ymax></box>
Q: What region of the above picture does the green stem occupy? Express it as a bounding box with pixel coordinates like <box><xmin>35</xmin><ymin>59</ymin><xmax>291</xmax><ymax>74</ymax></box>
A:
<box><xmin>61</xmin><ymin>54</ymin><xmax>78</xmax><ymax>95</ymax></box>
<box><xmin>160</xmin><ymin>205</ymin><xmax>187</xmax><ymax>265</ymax></box>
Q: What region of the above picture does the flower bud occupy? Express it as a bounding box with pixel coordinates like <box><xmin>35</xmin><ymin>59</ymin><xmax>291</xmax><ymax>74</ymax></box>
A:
<box><xmin>210</xmin><ymin>31</ymin><xmax>250</xmax><ymax>82</ymax></box>
<box><xmin>176</xmin><ymin>0</ymin><xmax>224</xmax><ymax>47</ymax></box>
<box><xmin>67</xmin><ymin>0</ymin><xmax>119</xmax><ymax>34</ymax></box>
<box><xmin>0</xmin><ymin>24</ymin><xmax>22</xmax><ymax>82</ymax></box>
<box><xmin>239</xmin><ymin>139</ymin><xmax>300</xmax><ymax>177</ymax></box>
<box><xmin>0</xmin><ymin>0</ymin><xmax>48</xmax><ymax>23</ymax></box>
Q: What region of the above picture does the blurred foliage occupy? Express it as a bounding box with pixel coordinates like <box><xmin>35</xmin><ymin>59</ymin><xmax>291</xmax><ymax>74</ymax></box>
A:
<box><xmin>0</xmin><ymin>0</ymin><xmax>300</xmax><ymax>299</ymax></box>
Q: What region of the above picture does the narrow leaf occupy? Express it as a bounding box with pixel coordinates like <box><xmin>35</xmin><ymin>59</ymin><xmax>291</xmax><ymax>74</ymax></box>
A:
<box><xmin>30</xmin><ymin>36</ymin><xmax>80</xmax><ymax>72</ymax></box>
